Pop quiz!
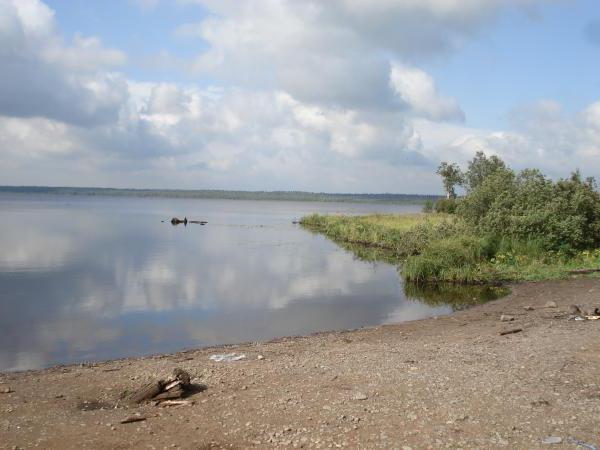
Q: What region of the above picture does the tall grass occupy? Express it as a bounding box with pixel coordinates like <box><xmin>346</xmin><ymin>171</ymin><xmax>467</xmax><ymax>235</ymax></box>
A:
<box><xmin>301</xmin><ymin>213</ymin><xmax>600</xmax><ymax>284</ymax></box>
<box><xmin>301</xmin><ymin>213</ymin><xmax>462</xmax><ymax>257</ymax></box>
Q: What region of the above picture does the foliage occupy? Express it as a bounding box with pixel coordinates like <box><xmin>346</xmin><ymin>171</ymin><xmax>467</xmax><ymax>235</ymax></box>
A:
<box><xmin>463</xmin><ymin>151</ymin><xmax>507</xmax><ymax>192</ymax></box>
<box><xmin>458</xmin><ymin>167</ymin><xmax>600</xmax><ymax>251</ymax></box>
<box><xmin>304</xmin><ymin>152</ymin><xmax>600</xmax><ymax>285</ymax></box>
<box><xmin>434</xmin><ymin>197</ymin><xmax>458</xmax><ymax>214</ymax></box>
<box><xmin>436</xmin><ymin>162</ymin><xmax>463</xmax><ymax>199</ymax></box>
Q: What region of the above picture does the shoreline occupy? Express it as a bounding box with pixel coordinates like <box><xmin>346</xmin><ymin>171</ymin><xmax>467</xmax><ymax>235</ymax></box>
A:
<box><xmin>1</xmin><ymin>278</ymin><xmax>599</xmax><ymax>448</ymax></box>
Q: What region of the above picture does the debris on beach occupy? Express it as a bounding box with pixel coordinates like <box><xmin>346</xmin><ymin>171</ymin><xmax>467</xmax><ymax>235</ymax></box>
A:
<box><xmin>541</xmin><ymin>436</ymin><xmax>562</xmax><ymax>445</ymax></box>
<box><xmin>566</xmin><ymin>304</ymin><xmax>600</xmax><ymax>321</ymax></box>
<box><xmin>499</xmin><ymin>328</ymin><xmax>522</xmax><ymax>336</ymax></box>
<box><xmin>120</xmin><ymin>416</ymin><xmax>147</xmax><ymax>424</ymax></box>
<box><xmin>129</xmin><ymin>368</ymin><xmax>202</xmax><ymax>405</ymax></box>
<box><xmin>209</xmin><ymin>353</ymin><xmax>246</xmax><ymax>362</ymax></box>
<box><xmin>567</xmin><ymin>437</ymin><xmax>597</xmax><ymax>450</ymax></box>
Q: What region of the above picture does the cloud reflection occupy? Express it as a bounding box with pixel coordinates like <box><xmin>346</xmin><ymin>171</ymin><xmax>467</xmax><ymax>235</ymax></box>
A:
<box><xmin>0</xmin><ymin>197</ymin><xmax>436</xmax><ymax>371</ymax></box>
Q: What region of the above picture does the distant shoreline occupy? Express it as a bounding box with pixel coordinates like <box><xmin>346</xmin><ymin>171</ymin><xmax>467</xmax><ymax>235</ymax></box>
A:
<box><xmin>0</xmin><ymin>186</ymin><xmax>439</xmax><ymax>204</ymax></box>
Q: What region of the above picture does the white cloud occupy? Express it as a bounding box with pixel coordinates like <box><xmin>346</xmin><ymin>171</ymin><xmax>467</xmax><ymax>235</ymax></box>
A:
<box><xmin>2</xmin><ymin>0</ymin><xmax>594</xmax><ymax>193</ymax></box>
<box><xmin>390</xmin><ymin>63</ymin><xmax>464</xmax><ymax>122</ymax></box>
<box><xmin>0</xmin><ymin>0</ymin><xmax>127</xmax><ymax>126</ymax></box>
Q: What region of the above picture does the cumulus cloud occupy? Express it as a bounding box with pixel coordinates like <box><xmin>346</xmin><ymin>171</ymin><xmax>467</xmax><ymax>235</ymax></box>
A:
<box><xmin>417</xmin><ymin>100</ymin><xmax>600</xmax><ymax>178</ymax></box>
<box><xmin>1</xmin><ymin>0</ymin><xmax>594</xmax><ymax>193</ymax></box>
<box><xmin>184</xmin><ymin>0</ymin><xmax>547</xmax><ymax>110</ymax></box>
<box><xmin>0</xmin><ymin>0</ymin><xmax>127</xmax><ymax>126</ymax></box>
<box><xmin>390</xmin><ymin>63</ymin><xmax>464</xmax><ymax>122</ymax></box>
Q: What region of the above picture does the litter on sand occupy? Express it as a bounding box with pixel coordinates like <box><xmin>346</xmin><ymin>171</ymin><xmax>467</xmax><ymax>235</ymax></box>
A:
<box><xmin>567</xmin><ymin>437</ymin><xmax>597</xmax><ymax>450</ymax></box>
<box><xmin>209</xmin><ymin>353</ymin><xmax>246</xmax><ymax>362</ymax></box>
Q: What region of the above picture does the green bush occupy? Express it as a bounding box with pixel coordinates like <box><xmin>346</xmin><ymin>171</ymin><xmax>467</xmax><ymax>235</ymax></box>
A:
<box><xmin>434</xmin><ymin>197</ymin><xmax>458</xmax><ymax>214</ymax></box>
<box><xmin>457</xmin><ymin>168</ymin><xmax>600</xmax><ymax>251</ymax></box>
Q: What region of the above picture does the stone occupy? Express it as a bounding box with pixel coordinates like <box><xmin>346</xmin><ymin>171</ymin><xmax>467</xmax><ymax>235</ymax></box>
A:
<box><xmin>500</xmin><ymin>315</ymin><xmax>515</xmax><ymax>322</ymax></box>
<box><xmin>544</xmin><ymin>301</ymin><xmax>557</xmax><ymax>308</ymax></box>
<box><xmin>541</xmin><ymin>436</ymin><xmax>562</xmax><ymax>444</ymax></box>
<box><xmin>523</xmin><ymin>306</ymin><xmax>534</xmax><ymax>311</ymax></box>
<box><xmin>257</xmin><ymin>355</ymin><xmax>264</xmax><ymax>360</ymax></box>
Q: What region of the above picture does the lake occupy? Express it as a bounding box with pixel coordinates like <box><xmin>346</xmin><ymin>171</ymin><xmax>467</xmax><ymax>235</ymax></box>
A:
<box><xmin>0</xmin><ymin>194</ymin><xmax>486</xmax><ymax>372</ymax></box>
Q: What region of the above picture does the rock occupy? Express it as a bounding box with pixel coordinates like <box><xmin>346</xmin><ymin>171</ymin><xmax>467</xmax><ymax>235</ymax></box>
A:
<box><xmin>544</xmin><ymin>301</ymin><xmax>557</xmax><ymax>308</ymax></box>
<box><xmin>257</xmin><ymin>355</ymin><xmax>264</xmax><ymax>360</ymax></box>
<box><xmin>352</xmin><ymin>392</ymin><xmax>368</xmax><ymax>401</ymax></box>
<box><xmin>500</xmin><ymin>314</ymin><xmax>515</xmax><ymax>322</ymax></box>
<box><xmin>541</xmin><ymin>436</ymin><xmax>562</xmax><ymax>444</ymax></box>
<box><xmin>0</xmin><ymin>387</ymin><xmax>12</xmax><ymax>394</ymax></box>
<box><xmin>523</xmin><ymin>306</ymin><xmax>534</xmax><ymax>311</ymax></box>
<box><xmin>170</xmin><ymin>217</ymin><xmax>188</xmax><ymax>225</ymax></box>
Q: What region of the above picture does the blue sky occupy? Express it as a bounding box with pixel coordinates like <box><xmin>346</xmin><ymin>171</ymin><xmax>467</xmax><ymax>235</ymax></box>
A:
<box><xmin>1</xmin><ymin>0</ymin><xmax>599</xmax><ymax>193</ymax></box>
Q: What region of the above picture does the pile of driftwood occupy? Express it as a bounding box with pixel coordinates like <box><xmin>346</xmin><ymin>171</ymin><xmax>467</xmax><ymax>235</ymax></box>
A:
<box><xmin>130</xmin><ymin>368</ymin><xmax>200</xmax><ymax>406</ymax></box>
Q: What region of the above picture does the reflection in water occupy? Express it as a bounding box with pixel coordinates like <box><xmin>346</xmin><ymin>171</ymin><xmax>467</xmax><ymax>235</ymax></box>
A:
<box><xmin>0</xmin><ymin>195</ymin><xmax>503</xmax><ymax>372</ymax></box>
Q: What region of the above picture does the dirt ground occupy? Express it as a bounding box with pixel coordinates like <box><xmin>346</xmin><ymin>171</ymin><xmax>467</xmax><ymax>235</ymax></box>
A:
<box><xmin>1</xmin><ymin>278</ymin><xmax>599</xmax><ymax>449</ymax></box>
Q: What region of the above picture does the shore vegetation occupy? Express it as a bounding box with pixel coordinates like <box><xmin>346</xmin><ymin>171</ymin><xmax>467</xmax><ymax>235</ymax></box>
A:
<box><xmin>302</xmin><ymin>152</ymin><xmax>600</xmax><ymax>284</ymax></box>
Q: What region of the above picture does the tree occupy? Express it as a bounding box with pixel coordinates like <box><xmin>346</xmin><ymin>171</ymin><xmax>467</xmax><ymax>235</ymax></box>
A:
<box><xmin>464</xmin><ymin>151</ymin><xmax>506</xmax><ymax>192</ymax></box>
<box><xmin>436</xmin><ymin>162</ymin><xmax>463</xmax><ymax>199</ymax></box>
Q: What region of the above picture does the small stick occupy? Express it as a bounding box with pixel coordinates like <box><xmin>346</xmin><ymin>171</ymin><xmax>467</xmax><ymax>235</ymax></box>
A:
<box><xmin>120</xmin><ymin>416</ymin><xmax>147</xmax><ymax>424</ymax></box>
<box><xmin>499</xmin><ymin>328</ymin><xmax>523</xmax><ymax>336</ymax></box>
<box><xmin>158</xmin><ymin>400</ymin><xmax>194</xmax><ymax>407</ymax></box>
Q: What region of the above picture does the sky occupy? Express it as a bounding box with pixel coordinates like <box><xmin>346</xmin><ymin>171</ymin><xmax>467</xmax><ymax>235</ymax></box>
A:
<box><xmin>0</xmin><ymin>0</ymin><xmax>599</xmax><ymax>194</ymax></box>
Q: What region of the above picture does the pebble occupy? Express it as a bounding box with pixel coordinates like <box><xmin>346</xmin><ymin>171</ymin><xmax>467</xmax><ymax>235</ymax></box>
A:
<box><xmin>523</xmin><ymin>306</ymin><xmax>534</xmax><ymax>311</ymax></box>
<box><xmin>500</xmin><ymin>315</ymin><xmax>515</xmax><ymax>322</ymax></box>
<box><xmin>541</xmin><ymin>436</ymin><xmax>562</xmax><ymax>444</ymax></box>
<box><xmin>257</xmin><ymin>355</ymin><xmax>264</xmax><ymax>360</ymax></box>
<box><xmin>544</xmin><ymin>301</ymin><xmax>557</xmax><ymax>308</ymax></box>
<box><xmin>0</xmin><ymin>387</ymin><xmax>12</xmax><ymax>394</ymax></box>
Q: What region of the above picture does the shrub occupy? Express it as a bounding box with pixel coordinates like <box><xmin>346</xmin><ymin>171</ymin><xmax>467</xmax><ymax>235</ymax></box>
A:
<box><xmin>434</xmin><ymin>197</ymin><xmax>458</xmax><ymax>214</ymax></box>
<box><xmin>457</xmin><ymin>167</ymin><xmax>600</xmax><ymax>251</ymax></box>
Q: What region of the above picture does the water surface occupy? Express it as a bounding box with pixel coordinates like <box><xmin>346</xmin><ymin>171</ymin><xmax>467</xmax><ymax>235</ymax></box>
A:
<box><xmin>0</xmin><ymin>194</ymin><xmax>494</xmax><ymax>372</ymax></box>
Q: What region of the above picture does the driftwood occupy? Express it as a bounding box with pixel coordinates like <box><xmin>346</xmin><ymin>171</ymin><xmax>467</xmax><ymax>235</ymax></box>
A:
<box><xmin>130</xmin><ymin>380</ymin><xmax>164</xmax><ymax>404</ymax></box>
<box><xmin>130</xmin><ymin>368</ymin><xmax>194</xmax><ymax>404</ymax></box>
<box><xmin>499</xmin><ymin>328</ymin><xmax>523</xmax><ymax>336</ymax></box>
<box><xmin>158</xmin><ymin>400</ymin><xmax>194</xmax><ymax>407</ymax></box>
<box><xmin>120</xmin><ymin>416</ymin><xmax>147</xmax><ymax>424</ymax></box>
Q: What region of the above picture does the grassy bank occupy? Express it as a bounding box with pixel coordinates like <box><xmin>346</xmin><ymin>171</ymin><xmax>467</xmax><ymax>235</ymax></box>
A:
<box><xmin>301</xmin><ymin>213</ymin><xmax>600</xmax><ymax>283</ymax></box>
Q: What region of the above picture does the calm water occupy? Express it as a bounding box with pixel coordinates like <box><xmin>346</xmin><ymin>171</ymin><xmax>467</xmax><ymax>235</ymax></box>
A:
<box><xmin>0</xmin><ymin>194</ymin><xmax>478</xmax><ymax>372</ymax></box>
